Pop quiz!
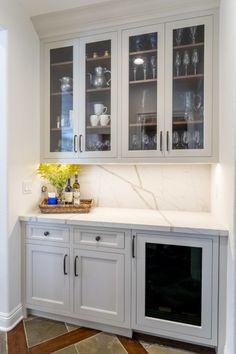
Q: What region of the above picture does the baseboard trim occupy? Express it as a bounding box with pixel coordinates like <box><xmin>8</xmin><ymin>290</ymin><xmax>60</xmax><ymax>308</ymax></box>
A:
<box><xmin>0</xmin><ymin>304</ymin><xmax>24</xmax><ymax>332</ymax></box>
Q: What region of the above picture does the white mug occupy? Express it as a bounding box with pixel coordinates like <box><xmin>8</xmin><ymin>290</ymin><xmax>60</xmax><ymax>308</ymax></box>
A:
<box><xmin>94</xmin><ymin>103</ymin><xmax>107</xmax><ymax>115</ymax></box>
<box><xmin>100</xmin><ymin>114</ymin><xmax>111</xmax><ymax>126</ymax></box>
<box><xmin>90</xmin><ymin>114</ymin><xmax>100</xmax><ymax>126</ymax></box>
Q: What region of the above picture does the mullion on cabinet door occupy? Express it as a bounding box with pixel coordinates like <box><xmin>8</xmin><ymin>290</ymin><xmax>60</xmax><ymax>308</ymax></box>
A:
<box><xmin>122</xmin><ymin>25</ymin><xmax>164</xmax><ymax>158</ymax></box>
<box><xmin>165</xmin><ymin>16</ymin><xmax>213</xmax><ymax>157</ymax></box>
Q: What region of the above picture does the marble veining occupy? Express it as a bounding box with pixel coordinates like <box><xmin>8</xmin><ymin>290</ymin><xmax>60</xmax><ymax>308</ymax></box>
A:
<box><xmin>78</xmin><ymin>165</ymin><xmax>210</xmax><ymax>212</ymax></box>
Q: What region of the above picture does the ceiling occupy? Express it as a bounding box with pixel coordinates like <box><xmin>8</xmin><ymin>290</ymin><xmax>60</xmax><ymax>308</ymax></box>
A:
<box><xmin>17</xmin><ymin>0</ymin><xmax>116</xmax><ymax>16</ymax></box>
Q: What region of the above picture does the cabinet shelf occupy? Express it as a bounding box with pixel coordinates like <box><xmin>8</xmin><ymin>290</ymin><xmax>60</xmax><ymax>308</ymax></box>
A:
<box><xmin>129</xmin><ymin>79</ymin><xmax>157</xmax><ymax>85</ymax></box>
<box><xmin>51</xmin><ymin>61</ymin><xmax>73</xmax><ymax>67</ymax></box>
<box><xmin>86</xmin><ymin>125</ymin><xmax>110</xmax><ymax>134</ymax></box>
<box><xmin>129</xmin><ymin>49</ymin><xmax>157</xmax><ymax>56</ymax></box>
<box><xmin>86</xmin><ymin>87</ymin><xmax>111</xmax><ymax>93</ymax></box>
<box><xmin>86</xmin><ymin>55</ymin><xmax>111</xmax><ymax>62</ymax></box>
<box><xmin>173</xmin><ymin>74</ymin><xmax>204</xmax><ymax>80</ymax></box>
<box><xmin>51</xmin><ymin>91</ymin><xmax>73</xmax><ymax>96</ymax></box>
<box><xmin>51</xmin><ymin>127</ymin><xmax>73</xmax><ymax>131</ymax></box>
<box><xmin>173</xmin><ymin>120</ymin><xmax>203</xmax><ymax>125</ymax></box>
<box><xmin>173</xmin><ymin>42</ymin><xmax>204</xmax><ymax>50</ymax></box>
<box><xmin>129</xmin><ymin>122</ymin><xmax>156</xmax><ymax>127</ymax></box>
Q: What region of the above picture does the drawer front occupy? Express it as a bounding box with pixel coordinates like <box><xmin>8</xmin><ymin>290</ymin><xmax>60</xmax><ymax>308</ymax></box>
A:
<box><xmin>73</xmin><ymin>228</ymin><xmax>125</xmax><ymax>249</ymax></box>
<box><xmin>26</xmin><ymin>224</ymin><xmax>69</xmax><ymax>243</ymax></box>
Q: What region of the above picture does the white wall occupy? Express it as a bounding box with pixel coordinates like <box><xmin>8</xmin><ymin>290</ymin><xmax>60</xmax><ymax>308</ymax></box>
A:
<box><xmin>211</xmin><ymin>0</ymin><xmax>236</xmax><ymax>352</ymax></box>
<box><xmin>0</xmin><ymin>0</ymin><xmax>40</xmax><ymax>328</ymax></box>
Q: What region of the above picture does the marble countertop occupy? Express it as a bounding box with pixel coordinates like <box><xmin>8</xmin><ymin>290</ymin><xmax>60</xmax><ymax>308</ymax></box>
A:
<box><xmin>19</xmin><ymin>207</ymin><xmax>228</xmax><ymax>237</ymax></box>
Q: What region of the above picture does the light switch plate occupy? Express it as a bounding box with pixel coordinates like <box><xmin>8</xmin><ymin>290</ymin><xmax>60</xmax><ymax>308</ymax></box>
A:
<box><xmin>22</xmin><ymin>180</ymin><xmax>33</xmax><ymax>194</ymax></box>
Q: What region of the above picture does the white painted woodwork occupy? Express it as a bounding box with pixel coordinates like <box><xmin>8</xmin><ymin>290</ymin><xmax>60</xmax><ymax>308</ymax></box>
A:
<box><xmin>26</xmin><ymin>224</ymin><xmax>69</xmax><ymax>243</ymax></box>
<box><xmin>121</xmin><ymin>24</ymin><xmax>165</xmax><ymax>158</ymax></box>
<box><xmin>26</xmin><ymin>244</ymin><xmax>70</xmax><ymax>311</ymax></box>
<box><xmin>73</xmin><ymin>228</ymin><xmax>125</xmax><ymax>249</ymax></box>
<box><xmin>78</xmin><ymin>32</ymin><xmax>118</xmax><ymax>159</ymax></box>
<box><xmin>74</xmin><ymin>249</ymin><xmax>125</xmax><ymax>323</ymax></box>
<box><xmin>42</xmin><ymin>39</ymin><xmax>79</xmax><ymax>160</ymax></box>
<box><xmin>165</xmin><ymin>16</ymin><xmax>213</xmax><ymax>157</ymax></box>
<box><xmin>132</xmin><ymin>232</ymin><xmax>218</xmax><ymax>345</ymax></box>
<box><xmin>41</xmin><ymin>12</ymin><xmax>217</xmax><ymax>163</ymax></box>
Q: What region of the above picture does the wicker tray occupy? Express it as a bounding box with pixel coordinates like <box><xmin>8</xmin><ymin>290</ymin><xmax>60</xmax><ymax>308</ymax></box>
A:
<box><xmin>39</xmin><ymin>198</ymin><xmax>93</xmax><ymax>214</ymax></box>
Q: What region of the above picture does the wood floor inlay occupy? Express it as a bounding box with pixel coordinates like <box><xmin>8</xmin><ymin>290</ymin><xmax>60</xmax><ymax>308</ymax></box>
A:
<box><xmin>5</xmin><ymin>318</ymin><xmax>215</xmax><ymax>354</ymax></box>
<box><xmin>8</xmin><ymin>322</ymin><xmax>29</xmax><ymax>354</ymax></box>
<box><xmin>29</xmin><ymin>327</ymin><xmax>99</xmax><ymax>354</ymax></box>
<box><xmin>118</xmin><ymin>336</ymin><xmax>148</xmax><ymax>354</ymax></box>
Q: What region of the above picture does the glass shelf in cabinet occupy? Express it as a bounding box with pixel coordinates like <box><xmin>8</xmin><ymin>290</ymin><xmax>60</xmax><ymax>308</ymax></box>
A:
<box><xmin>173</xmin><ymin>42</ymin><xmax>204</xmax><ymax>50</ymax></box>
<box><xmin>129</xmin><ymin>48</ymin><xmax>157</xmax><ymax>56</ymax></box>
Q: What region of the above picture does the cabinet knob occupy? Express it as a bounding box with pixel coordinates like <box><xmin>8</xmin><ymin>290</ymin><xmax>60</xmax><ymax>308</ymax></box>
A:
<box><xmin>95</xmin><ymin>236</ymin><xmax>101</xmax><ymax>242</ymax></box>
<box><xmin>44</xmin><ymin>231</ymin><xmax>50</xmax><ymax>236</ymax></box>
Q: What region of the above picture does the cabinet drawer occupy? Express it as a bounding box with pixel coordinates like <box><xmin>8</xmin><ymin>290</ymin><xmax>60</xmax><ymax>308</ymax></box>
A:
<box><xmin>73</xmin><ymin>229</ymin><xmax>125</xmax><ymax>249</ymax></box>
<box><xmin>26</xmin><ymin>224</ymin><xmax>69</xmax><ymax>243</ymax></box>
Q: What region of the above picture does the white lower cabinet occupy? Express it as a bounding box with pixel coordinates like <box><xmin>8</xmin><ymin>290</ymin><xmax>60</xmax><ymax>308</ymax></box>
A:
<box><xmin>23</xmin><ymin>222</ymin><xmax>221</xmax><ymax>347</ymax></box>
<box><xmin>26</xmin><ymin>244</ymin><xmax>70</xmax><ymax>312</ymax></box>
<box><xmin>74</xmin><ymin>249</ymin><xmax>125</xmax><ymax>324</ymax></box>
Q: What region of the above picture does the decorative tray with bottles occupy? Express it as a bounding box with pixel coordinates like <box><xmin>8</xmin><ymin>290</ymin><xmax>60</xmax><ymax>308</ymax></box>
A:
<box><xmin>39</xmin><ymin>199</ymin><xmax>94</xmax><ymax>214</ymax></box>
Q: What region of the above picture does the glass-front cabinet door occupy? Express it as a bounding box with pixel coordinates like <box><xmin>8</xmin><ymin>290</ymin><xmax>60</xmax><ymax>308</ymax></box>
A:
<box><xmin>134</xmin><ymin>234</ymin><xmax>218</xmax><ymax>344</ymax></box>
<box><xmin>122</xmin><ymin>25</ymin><xmax>164</xmax><ymax>158</ymax></box>
<box><xmin>79</xmin><ymin>33</ymin><xmax>118</xmax><ymax>158</ymax></box>
<box><xmin>44</xmin><ymin>40</ymin><xmax>78</xmax><ymax>158</ymax></box>
<box><xmin>165</xmin><ymin>17</ymin><xmax>213</xmax><ymax>157</ymax></box>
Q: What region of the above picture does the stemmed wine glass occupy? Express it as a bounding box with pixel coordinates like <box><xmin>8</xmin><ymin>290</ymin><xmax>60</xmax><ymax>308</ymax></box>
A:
<box><xmin>189</xmin><ymin>26</ymin><xmax>198</xmax><ymax>44</ymax></box>
<box><xmin>173</xmin><ymin>131</ymin><xmax>180</xmax><ymax>149</ymax></box>
<box><xmin>175</xmin><ymin>28</ymin><xmax>183</xmax><ymax>46</ymax></box>
<box><xmin>193</xmin><ymin>130</ymin><xmax>201</xmax><ymax>149</ymax></box>
<box><xmin>183</xmin><ymin>50</ymin><xmax>190</xmax><ymax>76</ymax></box>
<box><xmin>175</xmin><ymin>51</ymin><xmax>181</xmax><ymax>77</ymax></box>
<box><xmin>150</xmin><ymin>56</ymin><xmax>157</xmax><ymax>79</ymax></box>
<box><xmin>142</xmin><ymin>57</ymin><xmax>147</xmax><ymax>80</ymax></box>
<box><xmin>192</xmin><ymin>49</ymin><xmax>199</xmax><ymax>75</ymax></box>
<box><xmin>182</xmin><ymin>131</ymin><xmax>191</xmax><ymax>149</ymax></box>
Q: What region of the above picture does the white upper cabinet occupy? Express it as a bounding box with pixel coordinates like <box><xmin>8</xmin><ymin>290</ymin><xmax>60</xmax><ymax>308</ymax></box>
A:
<box><xmin>121</xmin><ymin>24</ymin><xmax>165</xmax><ymax>158</ymax></box>
<box><xmin>78</xmin><ymin>32</ymin><xmax>118</xmax><ymax>158</ymax></box>
<box><xmin>165</xmin><ymin>16</ymin><xmax>213</xmax><ymax>157</ymax></box>
<box><xmin>41</xmin><ymin>14</ymin><xmax>216</xmax><ymax>162</ymax></box>
<box><xmin>43</xmin><ymin>40</ymin><xmax>79</xmax><ymax>159</ymax></box>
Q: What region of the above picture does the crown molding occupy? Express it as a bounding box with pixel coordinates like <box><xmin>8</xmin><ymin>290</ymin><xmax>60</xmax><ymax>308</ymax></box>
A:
<box><xmin>32</xmin><ymin>0</ymin><xmax>219</xmax><ymax>39</ymax></box>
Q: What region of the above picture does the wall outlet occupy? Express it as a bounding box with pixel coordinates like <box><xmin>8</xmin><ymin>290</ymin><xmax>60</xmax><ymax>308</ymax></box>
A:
<box><xmin>22</xmin><ymin>180</ymin><xmax>33</xmax><ymax>194</ymax></box>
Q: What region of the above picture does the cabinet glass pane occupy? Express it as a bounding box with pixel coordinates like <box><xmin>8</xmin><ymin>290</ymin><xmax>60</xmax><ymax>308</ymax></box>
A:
<box><xmin>128</xmin><ymin>33</ymin><xmax>158</xmax><ymax>151</ymax></box>
<box><xmin>145</xmin><ymin>243</ymin><xmax>202</xmax><ymax>326</ymax></box>
<box><xmin>85</xmin><ymin>40</ymin><xmax>111</xmax><ymax>152</ymax></box>
<box><xmin>50</xmin><ymin>47</ymin><xmax>73</xmax><ymax>152</ymax></box>
<box><xmin>172</xmin><ymin>25</ymin><xmax>204</xmax><ymax>150</ymax></box>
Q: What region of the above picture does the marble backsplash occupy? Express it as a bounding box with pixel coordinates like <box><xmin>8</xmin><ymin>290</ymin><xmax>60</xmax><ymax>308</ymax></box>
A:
<box><xmin>78</xmin><ymin>165</ymin><xmax>211</xmax><ymax>212</ymax></box>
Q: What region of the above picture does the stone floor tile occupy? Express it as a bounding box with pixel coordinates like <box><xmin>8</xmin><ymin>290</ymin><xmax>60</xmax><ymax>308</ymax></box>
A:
<box><xmin>52</xmin><ymin>344</ymin><xmax>79</xmax><ymax>354</ymax></box>
<box><xmin>24</xmin><ymin>317</ymin><xmax>68</xmax><ymax>347</ymax></box>
<box><xmin>143</xmin><ymin>342</ymin><xmax>195</xmax><ymax>354</ymax></box>
<box><xmin>0</xmin><ymin>332</ymin><xmax>7</xmax><ymax>354</ymax></box>
<box><xmin>65</xmin><ymin>323</ymin><xmax>80</xmax><ymax>332</ymax></box>
<box><xmin>76</xmin><ymin>332</ymin><xmax>127</xmax><ymax>354</ymax></box>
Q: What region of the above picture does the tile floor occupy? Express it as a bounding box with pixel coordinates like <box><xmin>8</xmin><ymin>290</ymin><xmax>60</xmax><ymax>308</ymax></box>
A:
<box><xmin>5</xmin><ymin>315</ymin><xmax>213</xmax><ymax>354</ymax></box>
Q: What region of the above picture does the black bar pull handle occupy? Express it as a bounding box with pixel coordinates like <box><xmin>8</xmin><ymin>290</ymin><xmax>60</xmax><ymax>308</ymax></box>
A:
<box><xmin>160</xmin><ymin>131</ymin><xmax>163</xmax><ymax>152</ymax></box>
<box><xmin>132</xmin><ymin>235</ymin><xmax>136</xmax><ymax>258</ymax></box>
<box><xmin>63</xmin><ymin>254</ymin><xmax>68</xmax><ymax>275</ymax></box>
<box><xmin>74</xmin><ymin>135</ymin><xmax>78</xmax><ymax>153</ymax></box>
<box><xmin>74</xmin><ymin>256</ymin><xmax>79</xmax><ymax>277</ymax></box>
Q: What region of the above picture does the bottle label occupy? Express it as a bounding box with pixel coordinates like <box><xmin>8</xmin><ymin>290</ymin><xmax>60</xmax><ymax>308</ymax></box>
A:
<box><xmin>73</xmin><ymin>189</ymin><xmax>80</xmax><ymax>205</ymax></box>
<box><xmin>64</xmin><ymin>192</ymin><xmax>73</xmax><ymax>203</ymax></box>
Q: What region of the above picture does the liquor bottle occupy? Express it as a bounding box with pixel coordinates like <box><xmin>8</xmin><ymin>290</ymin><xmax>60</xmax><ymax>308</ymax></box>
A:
<box><xmin>64</xmin><ymin>179</ymin><xmax>73</xmax><ymax>204</ymax></box>
<box><xmin>73</xmin><ymin>173</ymin><xmax>80</xmax><ymax>205</ymax></box>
